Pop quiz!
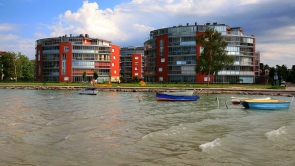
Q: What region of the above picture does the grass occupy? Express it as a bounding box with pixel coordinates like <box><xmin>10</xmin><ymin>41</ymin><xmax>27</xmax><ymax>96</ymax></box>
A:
<box><xmin>0</xmin><ymin>81</ymin><xmax>286</xmax><ymax>89</ymax></box>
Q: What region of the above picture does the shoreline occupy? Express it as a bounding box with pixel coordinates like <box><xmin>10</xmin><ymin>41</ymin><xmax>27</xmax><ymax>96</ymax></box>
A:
<box><xmin>1</xmin><ymin>86</ymin><xmax>295</xmax><ymax>97</ymax></box>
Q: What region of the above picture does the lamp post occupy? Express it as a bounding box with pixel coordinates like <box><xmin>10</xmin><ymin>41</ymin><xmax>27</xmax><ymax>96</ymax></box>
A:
<box><xmin>14</xmin><ymin>58</ymin><xmax>17</xmax><ymax>82</ymax></box>
<box><xmin>274</xmin><ymin>71</ymin><xmax>278</xmax><ymax>86</ymax></box>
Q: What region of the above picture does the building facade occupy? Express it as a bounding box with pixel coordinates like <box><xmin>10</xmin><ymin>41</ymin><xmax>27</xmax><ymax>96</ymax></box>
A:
<box><xmin>144</xmin><ymin>22</ymin><xmax>260</xmax><ymax>83</ymax></box>
<box><xmin>35</xmin><ymin>34</ymin><xmax>120</xmax><ymax>83</ymax></box>
<box><xmin>120</xmin><ymin>46</ymin><xmax>144</xmax><ymax>81</ymax></box>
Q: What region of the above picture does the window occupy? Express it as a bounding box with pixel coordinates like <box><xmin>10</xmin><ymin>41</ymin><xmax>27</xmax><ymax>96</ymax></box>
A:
<box><xmin>159</xmin><ymin>68</ymin><xmax>162</xmax><ymax>72</ymax></box>
<box><xmin>161</xmin><ymin>58</ymin><xmax>165</xmax><ymax>62</ymax></box>
<box><xmin>135</xmin><ymin>62</ymin><xmax>139</xmax><ymax>65</ymax></box>
<box><xmin>112</xmin><ymin>63</ymin><xmax>114</xmax><ymax>67</ymax></box>
<box><xmin>62</xmin><ymin>54</ymin><xmax>66</xmax><ymax>60</ymax></box>
<box><xmin>113</xmin><ymin>56</ymin><xmax>116</xmax><ymax>60</ymax></box>
<box><xmin>135</xmin><ymin>56</ymin><xmax>138</xmax><ymax>60</ymax></box>
<box><xmin>135</xmin><ymin>67</ymin><xmax>138</xmax><ymax>70</ymax></box>
<box><xmin>64</xmin><ymin>46</ymin><xmax>69</xmax><ymax>52</ymax></box>
<box><xmin>38</xmin><ymin>50</ymin><xmax>40</xmax><ymax>61</ymax></box>
<box><xmin>114</xmin><ymin>70</ymin><xmax>117</xmax><ymax>74</ymax></box>
<box><xmin>112</xmin><ymin>48</ymin><xmax>114</xmax><ymax>52</ymax></box>
<box><xmin>159</xmin><ymin>77</ymin><xmax>163</xmax><ymax>81</ymax></box>
<box><xmin>62</xmin><ymin>69</ymin><xmax>66</xmax><ymax>75</ymax></box>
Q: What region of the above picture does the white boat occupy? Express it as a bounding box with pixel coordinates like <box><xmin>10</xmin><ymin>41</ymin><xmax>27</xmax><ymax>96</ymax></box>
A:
<box><xmin>163</xmin><ymin>90</ymin><xmax>195</xmax><ymax>96</ymax></box>
<box><xmin>79</xmin><ymin>88</ymin><xmax>98</xmax><ymax>95</ymax></box>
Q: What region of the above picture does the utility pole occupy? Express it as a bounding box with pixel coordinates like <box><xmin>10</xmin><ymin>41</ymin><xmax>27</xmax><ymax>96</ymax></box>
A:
<box><xmin>14</xmin><ymin>58</ymin><xmax>17</xmax><ymax>82</ymax></box>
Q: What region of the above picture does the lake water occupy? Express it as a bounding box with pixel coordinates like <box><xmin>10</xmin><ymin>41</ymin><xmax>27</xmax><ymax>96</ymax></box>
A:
<box><xmin>0</xmin><ymin>89</ymin><xmax>295</xmax><ymax>166</ymax></box>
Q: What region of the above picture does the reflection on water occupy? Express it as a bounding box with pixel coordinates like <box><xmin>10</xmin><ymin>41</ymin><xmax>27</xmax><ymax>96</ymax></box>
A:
<box><xmin>0</xmin><ymin>89</ymin><xmax>294</xmax><ymax>165</ymax></box>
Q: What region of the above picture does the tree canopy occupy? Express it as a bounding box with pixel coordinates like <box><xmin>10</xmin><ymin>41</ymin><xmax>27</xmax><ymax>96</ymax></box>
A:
<box><xmin>93</xmin><ymin>71</ymin><xmax>98</xmax><ymax>80</ymax></box>
<box><xmin>0</xmin><ymin>52</ymin><xmax>35</xmax><ymax>81</ymax></box>
<box><xmin>195</xmin><ymin>28</ymin><xmax>234</xmax><ymax>85</ymax></box>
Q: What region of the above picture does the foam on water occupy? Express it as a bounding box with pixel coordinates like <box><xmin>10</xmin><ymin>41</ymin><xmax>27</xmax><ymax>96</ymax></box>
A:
<box><xmin>199</xmin><ymin>138</ymin><xmax>221</xmax><ymax>152</ymax></box>
<box><xmin>265</xmin><ymin>126</ymin><xmax>286</xmax><ymax>140</ymax></box>
<box><xmin>65</xmin><ymin>134</ymin><xmax>70</xmax><ymax>140</ymax></box>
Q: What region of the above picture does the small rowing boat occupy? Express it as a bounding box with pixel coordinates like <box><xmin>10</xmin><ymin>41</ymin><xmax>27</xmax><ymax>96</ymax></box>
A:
<box><xmin>231</xmin><ymin>97</ymin><xmax>271</xmax><ymax>105</ymax></box>
<box><xmin>79</xmin><ymin>88</ymin><xmax>98</xmax><ymax>95</ymax></box>
<box><xmin>241</xmin><ymin>99</ymin><xmax>290</xmax><ymax>110</ymax></box>
<box><xmin>163</xmin><ymin>90</ymin><xmax>195</xmax><ymax>96</ymax></box>
<box><xmin>156</xmin><ymin>93</ymin><xmax>199</xmax><ymax>101</ymax></box>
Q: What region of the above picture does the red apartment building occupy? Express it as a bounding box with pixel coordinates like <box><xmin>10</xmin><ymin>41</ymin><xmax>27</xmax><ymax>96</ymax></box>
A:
<box><xmin>35</xmin><ymin>34</ymin><xmax>120</xmax><ymax>83</ymax></box>
<box><xmin>120</xmin><ymin>47</ymin><xmax>144</xmax><ymax>81</ymax></box>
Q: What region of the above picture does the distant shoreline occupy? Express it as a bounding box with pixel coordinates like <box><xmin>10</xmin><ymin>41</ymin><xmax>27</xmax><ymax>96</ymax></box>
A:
<box><xmin>1</xmin><ymin>86</ymin><xmax>295</xmax><ymax>97</ymax></box>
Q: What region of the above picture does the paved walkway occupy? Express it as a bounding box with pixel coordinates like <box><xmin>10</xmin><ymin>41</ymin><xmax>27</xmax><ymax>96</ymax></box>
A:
<box><xmin>286</xmin><ymin>83</ymin><xmax>295</xmax><ymax>90</ymax></box>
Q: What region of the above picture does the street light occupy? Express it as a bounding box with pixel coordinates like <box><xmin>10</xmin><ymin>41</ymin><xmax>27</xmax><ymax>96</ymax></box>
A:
<box><xmin>274</xmin><ymin>71</ymin><xmax>278</xmax><ymax>86</ymax></box>
<box><xmin>13</xmin><ymin>58</ymin><xmax>17</xmax><ymax>82</ymax></box>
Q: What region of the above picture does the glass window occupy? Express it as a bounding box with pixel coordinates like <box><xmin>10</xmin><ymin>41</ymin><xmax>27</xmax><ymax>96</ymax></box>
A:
<box><xmin>62</xmin><ymin>54</ymin><xmax>66</xmax><ymax>60</ymax></box>
<box><xmin>64</xmin><ymin>46</ymin><xmax>69</xmax><ymax>52</ymax></box>
<box><xmin>159</xmin><ymin>68</ymin><xmax>162</xmax><ymax>72</ymax></box>
<box><xmin>161</xmin><ymin>58</ymin><xmax>165</xmax><ymax>62</ymax></box>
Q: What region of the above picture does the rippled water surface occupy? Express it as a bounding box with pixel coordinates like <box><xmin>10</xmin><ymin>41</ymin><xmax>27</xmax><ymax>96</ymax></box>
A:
<box><xmin>0</xmin><ymin>89</ymin><xmax>295</xmax><ymax>165</ymax></box>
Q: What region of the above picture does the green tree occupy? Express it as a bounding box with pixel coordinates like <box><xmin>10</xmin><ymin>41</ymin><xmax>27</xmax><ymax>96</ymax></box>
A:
<box><xmin>93</xmin><ymin>71</ymin><xmax>98</xmax><ymax>80</ymax></box>
<box><xmin>82</xmin><ymin>72</ymin><xmax>86</xmax><ymax>82</ymax></box>
<box><xmin>133</xmin><ymin>76</ymin><xmax>139</xmax><ymax>83</ymax></box>
<box><xmin>276</xmin><ymin>65</ymin><xmax>288</xmax><ymax>84</ymax></box>
<box><xmin>0</xmin><ymin>52</ymin><xmax>17</xmax><ymax>81</ymax></box>
<box><xmin>18</xmin><ymin>53</ymin><xmax>35</xmax><ymax>81</ymax></box>
<box><xmin>195</xmin><ymin>28</ymin><xmax>234</xmax><ymax>86</ymax></box>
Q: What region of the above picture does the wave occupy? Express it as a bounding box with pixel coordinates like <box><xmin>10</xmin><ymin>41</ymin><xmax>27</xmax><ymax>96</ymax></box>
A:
<box><xmin>199</xmin><ymin>138</ymin><xmax>221</xmax><ymax>152</ymax></box>
<box><xmin>265</xmin><ymin>126</ymin><xmax>286</xmax><ymax>140</ymax></box>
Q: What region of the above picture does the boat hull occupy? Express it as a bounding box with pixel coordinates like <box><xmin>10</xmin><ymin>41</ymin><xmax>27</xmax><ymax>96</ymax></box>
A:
<box><xmin>156</xmin><ymin>93</ymin><xmax>199</xmax><ymax>101</ymax></box>
<box><xmin>242</xmin><ymin>100</ymin><xmax>290</xmax><ymax>110</ymax></box>
<box><xmin>247</xmin><ymin>102</ymin><xmax>290</xmax><ymax>110</ymax></box>
<box><xmin>79</xmin><ymin>88</ymin><xmax>98</xmax><ymax>95</ymax></box>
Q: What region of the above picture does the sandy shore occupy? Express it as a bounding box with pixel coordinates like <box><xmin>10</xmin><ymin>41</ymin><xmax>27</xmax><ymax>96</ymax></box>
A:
<box><xmin>1</xmin><ymin>86</ymin><xmax>295</xmax><ymax>97</ymax></box>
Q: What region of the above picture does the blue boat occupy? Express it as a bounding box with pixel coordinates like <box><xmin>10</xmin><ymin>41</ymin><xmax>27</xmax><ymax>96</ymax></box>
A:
<box><xmin>242</xmin><ymin>99</ymin><xmax>290</xmax><ymax>110</ymax></box>
<box><xmin>79</xmin><ymin>87</ymin><xmax>98</xmax><ymax>95</ymax></box>
<box><xmin>156</xmin><ymin>93</ymin><xmax>200</xmax><ymax>101</ymax></box>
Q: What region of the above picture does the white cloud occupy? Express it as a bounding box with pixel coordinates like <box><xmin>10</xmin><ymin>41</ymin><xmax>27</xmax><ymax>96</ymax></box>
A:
<box><xmin>132</xmin><ymin>24</ymin><xmax>154</xmax><ymax>32</ymax></box>
<box><xmin>48</xmin><ymin>0</ymin><xmax>221</xmax><ymax>45</ymax></box>
<box><xmin>0</xmin><ymin>23</ymin><xmax>18</xmax><ymax>31</ymax></box>
<box><xmin>0</xmin><ymin>34</ymin><xmax>19</xmax><ymax>41</ymax></box>
<box><xmin>239</xmin><ymin>0</ymin><xmax>258</xmax><ymax>5</ymax></box>
<box><xmin>0</xmin><ymin>36</ymin><xmax>35</xmax><ymax>58</ymax></box>
<box><xmin>34</xmin><ymin>32</ymin><xmax>48</xmax><ymax>39</ymax></box>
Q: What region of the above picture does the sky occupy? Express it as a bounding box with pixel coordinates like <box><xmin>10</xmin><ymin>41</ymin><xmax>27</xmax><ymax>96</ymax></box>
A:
<box><xmin>0</xmin><ymin>0</ymin><xmax>294</xmax><ymax>68</ymax></box>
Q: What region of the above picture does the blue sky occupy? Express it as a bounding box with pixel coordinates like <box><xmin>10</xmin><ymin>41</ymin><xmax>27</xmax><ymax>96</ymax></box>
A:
<box><xmin>0</xmin><ymin>0</ymin><xmax>294</xmax><ymax>68</ymax></box>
